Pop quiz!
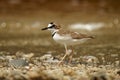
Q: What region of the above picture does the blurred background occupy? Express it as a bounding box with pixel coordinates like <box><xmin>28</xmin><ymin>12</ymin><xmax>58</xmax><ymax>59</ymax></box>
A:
<box><xmin>0</xmin><ymin>0</ymin><xmax>120</xmax><ymax>64</ymax></box>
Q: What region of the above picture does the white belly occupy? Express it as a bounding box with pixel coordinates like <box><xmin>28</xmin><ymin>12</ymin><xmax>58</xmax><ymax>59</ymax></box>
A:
<box><xmin>53</xmin><ymin>33</ymin><xmax>89</xmax><ymax>45</ymax></box>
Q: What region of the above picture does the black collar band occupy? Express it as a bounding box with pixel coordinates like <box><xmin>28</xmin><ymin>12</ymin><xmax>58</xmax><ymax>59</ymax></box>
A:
<box><xmin>52</xmin><ymin>32</ymin><xmax>56</xmax><ymax>37</ymax></box>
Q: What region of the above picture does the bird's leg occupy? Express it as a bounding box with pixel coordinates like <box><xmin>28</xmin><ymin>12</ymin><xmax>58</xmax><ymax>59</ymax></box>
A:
<box><xmin>58</xmin><ymin>44</ymin><xmax>68</xmax><ymax>65</ymax></box>
<box><xmin>68</xmin><ymin>46</ymin><xmax>74</xmax><ymax>63</ymax></box>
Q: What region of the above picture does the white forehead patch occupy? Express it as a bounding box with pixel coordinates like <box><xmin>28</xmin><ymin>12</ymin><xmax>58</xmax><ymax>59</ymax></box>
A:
<box><xmin>48</xmin><ymin>23</ymin><xmax>53</xmax><ymax>27</ymax></box>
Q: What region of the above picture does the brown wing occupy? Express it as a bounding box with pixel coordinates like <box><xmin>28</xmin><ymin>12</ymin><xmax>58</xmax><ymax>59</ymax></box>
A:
<box><xmin>71</xmin><ymin>32</ymin><xmax>94</xmax><ymax>39</ymax></box>
<box><xmin>58</xmin><ymin>29</ymin><xmax>94</xmax><ymax>39</ymax></box>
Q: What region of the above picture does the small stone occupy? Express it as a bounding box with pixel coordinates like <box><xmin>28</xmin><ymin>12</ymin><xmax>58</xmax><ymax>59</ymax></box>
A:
<box><xmin>22</xmin><ymin>53</ymin><xmax>34</xmax><ymax>59</ymax></box>
<box><xmin>90</xmin><ymin>72</ymin><xmax>111</xmax><ymax>80</ymax></box>
<box><xmin>80</xmin><ymin>56</ymin><xmax>99</xmax><ymax>66</ymax></box>
<box><xmin>40</xmin><ymin>54</ymin><xmax>52</xmax><ymax>60</ymax></box>
<box><xmin>117</xmin><ymin>70</ymin><xmax>120</xmax><ymax>76</ymax></box>
<box><xmin>9</xmin><ymin>59</ymin><xmax>29</xmax><ymax>68</ymax></box>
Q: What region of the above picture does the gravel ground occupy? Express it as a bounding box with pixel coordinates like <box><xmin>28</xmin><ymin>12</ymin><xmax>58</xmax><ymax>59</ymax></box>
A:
<box><xmin>0</xmin><ymin>51</ymin><xmax>120</xmax><ymax>80</ymax></box>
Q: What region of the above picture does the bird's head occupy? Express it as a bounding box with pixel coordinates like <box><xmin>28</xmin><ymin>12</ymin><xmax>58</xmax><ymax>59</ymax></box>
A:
<box><xmin>41</xmin><ymin>22</ymin><xmax>61</xmax><ymax>31</ymax></box>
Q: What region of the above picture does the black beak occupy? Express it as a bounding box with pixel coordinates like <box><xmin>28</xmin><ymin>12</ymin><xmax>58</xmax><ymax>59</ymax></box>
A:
<box><xmin>41</xmin><ymin>27</ymin><xmax>48</xmax><ymax>30</ymax></box>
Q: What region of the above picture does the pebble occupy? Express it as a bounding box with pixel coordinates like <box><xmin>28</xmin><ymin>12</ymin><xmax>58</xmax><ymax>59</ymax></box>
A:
<box><xmin>80</xmin><ymin>56</ymin><xmax>99</xmax><ymax>66</ymax></box>
<box><xmin>117</xmin><ymin>70</ymin><xmax>120</xmax><ymax>76</ymax></box>
<box><xmin>0</xmin><ymin>53</ymin><xmax>119</xmax><ymax>80</ymax></box>
<box><xmin>9</xmin><ymin>59</ymin><xmax>29</xmax><ymax>68</ymax></box>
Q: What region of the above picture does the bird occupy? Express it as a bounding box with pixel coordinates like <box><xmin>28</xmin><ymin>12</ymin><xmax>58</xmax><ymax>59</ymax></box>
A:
<box><xmin>41</xmin><ymin>22</ymin><xmax>94</xmax><ymax>65</ymax></box>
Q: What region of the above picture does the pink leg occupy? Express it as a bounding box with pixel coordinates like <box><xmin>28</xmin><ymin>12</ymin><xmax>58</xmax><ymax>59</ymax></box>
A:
<box><xmin>68</xmin><ymin>46</ymin><xmax>74</xmax><ymax>63</ymax></box>
<box><xmin>58</xmin><ymin>44</ymin><xmax>68</xmax><ymax>65</ymax></box>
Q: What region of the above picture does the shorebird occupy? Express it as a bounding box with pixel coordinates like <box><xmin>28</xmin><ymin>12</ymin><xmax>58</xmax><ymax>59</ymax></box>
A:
<box><xmin>41</xmin><ymin>22</ymin><xmax>94</xmax><ymax>65</ymax></box>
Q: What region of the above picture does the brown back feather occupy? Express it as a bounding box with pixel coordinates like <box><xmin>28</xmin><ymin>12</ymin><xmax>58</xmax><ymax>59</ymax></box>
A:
<box><xmin>71</xmin><ymin>32</ymin><xmax>94</xmax><ymax>39</ymax></box>
<box><xmin>58</xmin><ymin>29</ymin><xmax>94</xmax><ymax>39</ymax></box>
